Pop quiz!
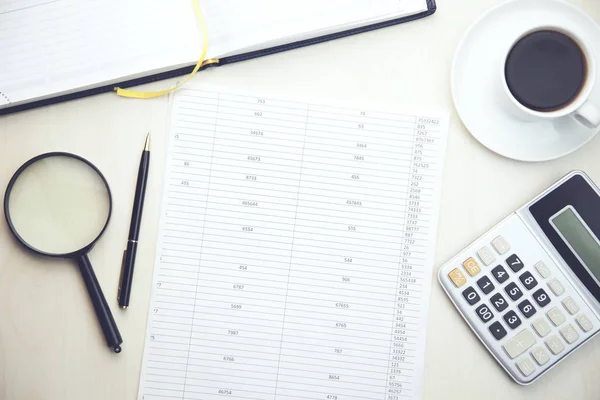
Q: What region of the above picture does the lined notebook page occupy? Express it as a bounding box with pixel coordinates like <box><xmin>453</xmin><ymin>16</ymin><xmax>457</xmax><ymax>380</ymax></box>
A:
<box><xmin>202</xmin><ymin>0</ymin><xmax>429</xmax><ymax>57</ymax></box>
<box><xmin>1</xmin><ymin>0</ymin><xmax>429</xmax><ymax>109</ymax></box>
<box><xmin>0</xmin><ymin>0</ymin><xmax>202</xmax><ymax>107</ymax></box>
<box><xmin>138</xmin><ymin>85</ymin><xmax>448</xmax><ymax>400</ymax></box>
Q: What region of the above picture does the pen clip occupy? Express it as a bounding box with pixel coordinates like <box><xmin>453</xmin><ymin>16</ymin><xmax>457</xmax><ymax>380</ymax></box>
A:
<box><xmin>117</xmin><ymin>249</ymin><xmax>127</xmax><ymax>300</ymax></box>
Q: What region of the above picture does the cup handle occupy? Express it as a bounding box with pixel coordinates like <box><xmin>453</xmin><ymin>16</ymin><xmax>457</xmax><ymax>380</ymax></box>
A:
<box><xmin>574</xmin><ymin>101</ymin><xmax>600</xmax><ymax>129</ymax></box>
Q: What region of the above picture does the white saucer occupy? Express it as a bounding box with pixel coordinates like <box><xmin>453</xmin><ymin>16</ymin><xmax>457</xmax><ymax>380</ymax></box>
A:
<box><xmin>452</xmin><ymin>0</ymin><xmax>600</xmax><ymax>162</ymax></box>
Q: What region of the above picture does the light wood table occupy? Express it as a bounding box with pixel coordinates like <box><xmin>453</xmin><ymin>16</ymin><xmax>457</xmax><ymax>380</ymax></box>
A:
<box><xmin>1</xmin><ymin>0</ymin><xmax>600</xmax><ymax>399</ymax></box>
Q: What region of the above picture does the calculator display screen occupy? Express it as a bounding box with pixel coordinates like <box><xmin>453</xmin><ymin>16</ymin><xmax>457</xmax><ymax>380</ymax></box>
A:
<box><xmin>551</xmin><ymin>207</ymin><xmax>600</xmax><ymax>282</ymax></box>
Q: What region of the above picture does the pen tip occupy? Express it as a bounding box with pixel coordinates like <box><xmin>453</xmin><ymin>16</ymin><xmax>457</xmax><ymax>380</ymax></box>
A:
<box><xmin>144</xmin><ymin>133</ymin><xmax>151</xmax><ymax>151</ymax></box>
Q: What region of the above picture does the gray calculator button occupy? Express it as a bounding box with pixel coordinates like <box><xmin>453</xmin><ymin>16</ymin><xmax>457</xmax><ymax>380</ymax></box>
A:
<box><xmin>475</xmin><ymin>304</ymin><xmax>494</xmax><ymax>323</ymax></box>
<box><xmin>532</xmin><ymin>288</ymin><xmax>551</xmax><ymax>308</ymax></box>
<box><xmin>477</xmin><ymin>246</ymin><xmax>496</xmax><ymax>266</ymax></box>
<box><xmin>532</xmin><ymin>318</ymin><xmax>551</xmax><ymax>337</ymax></box>
<box><xmin>489</xmin><ymin>321</ymin><xmax>507</xmax><ymax>340</ymax></box>
<box><xmin>562</xmin><ymin>297</ymin><xmax>580</xmax><ymax>315</ymax></box>
<box><xmin>516</xmin><ymin>357</ymin><xmax>535</xmax><ymax>377</ymax></box>
<box><xmin>518</xmin><ymin>271</ymin><xmax>538</xmax><ymax>290</ymax></box>
<box><xmin>547</xmin><ymin>307</ymin><xmax>566</xmax><ymax>326</ymax></box>
<box><xmin>545</xmin><ymin>335</ymin><xmax>565</xmax><ymax>355</ymax></box>
<box><xmin>461</xmin><ymin>286</ymin><xmax>480</xmax><ymax>306</ymax></box>
<box><xmin>534</xmin><ymin>261</ymin><xmax>551</xmax><ymax>279</ymax></box>
<box><xmin>576</xmin><ymin>314</ymin><xmax>594</xmax><ymax>332</ymax></box>
<box><xmin>490</xmin><ymin>292</ymin><xmax>508</xmax><ymax>312</ymax></box>
<box><xmin>492</xmin><ymin>236</ymin><xmax>511</xmax><ymax>255</ymax></box>
<box><xmin>503</xmin><ymin>329</ymin><xmax>536</xmax><ymax>359</ymax></box>
<box><xmin>491</xmin><ymin>265</ymin><xmax>509</xmax><ymax>284</ymax></box>
<box><xmin>476</xmin><ymin>275</ymin><xmax>495</xmax><ymax>295</ymax></box>
<box><xmin>530</xmin><ymin>346</ymin><xmax>550</xmax><ymax>366</ymax></box>
<box><xmin>559</xmin><ymin>324</ymin><xmax>579</xmax><ymax>344</ymax></box>
<box><xmin>548</xmin><ymin>279</ymin><xmax>565</xmax><ymax>296</ymax></box>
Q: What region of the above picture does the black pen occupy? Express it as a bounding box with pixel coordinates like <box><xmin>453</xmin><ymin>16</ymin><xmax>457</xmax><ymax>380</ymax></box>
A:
<box><xmin>118</xmin><ymin>133</ymin><xmax>151</xmax><ymax>309</ymax></box>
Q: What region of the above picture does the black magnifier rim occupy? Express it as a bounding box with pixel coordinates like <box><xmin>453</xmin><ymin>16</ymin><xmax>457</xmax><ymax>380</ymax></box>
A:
<box><xmin>3</xmin><ymin>152</ymin><xmax>113</xmax><ymax>258</ymax></box>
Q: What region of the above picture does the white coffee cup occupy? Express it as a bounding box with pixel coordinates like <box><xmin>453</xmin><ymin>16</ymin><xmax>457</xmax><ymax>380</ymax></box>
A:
<box><xmin>500</xmin><ymin>26</ymin><xmax>600</xmax><ymax>129</ymax></box>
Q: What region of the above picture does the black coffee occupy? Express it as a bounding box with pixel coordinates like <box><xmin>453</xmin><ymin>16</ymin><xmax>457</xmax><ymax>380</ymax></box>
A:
<box><xmin>505</xmin><ymin>30</ymin><xmax>587</xmax><ymax>112</ymax></box>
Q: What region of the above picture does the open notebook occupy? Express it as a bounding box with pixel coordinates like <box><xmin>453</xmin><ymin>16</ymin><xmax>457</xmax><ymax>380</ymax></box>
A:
<box><xmin>0</xmin><ymin>0</ymin><xmax>436</xmax><ymax>115</ymax></box>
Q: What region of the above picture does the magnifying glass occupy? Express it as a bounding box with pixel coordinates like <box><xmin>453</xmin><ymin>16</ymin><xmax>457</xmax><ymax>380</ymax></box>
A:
<box><xmin>4</xmin><ymin>152</ymin><xmax>123</xmax><ymax>353</ymax></box>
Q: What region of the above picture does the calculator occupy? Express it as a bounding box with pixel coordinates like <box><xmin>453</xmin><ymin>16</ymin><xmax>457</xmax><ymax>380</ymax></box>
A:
<box><xmin>438</xmin><ymin>171</ymin><xmax>600</xmax><ymax>385</ymax></box>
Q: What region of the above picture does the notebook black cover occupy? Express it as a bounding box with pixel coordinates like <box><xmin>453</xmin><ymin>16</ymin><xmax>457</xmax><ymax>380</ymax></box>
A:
<box><xmin>0</xmin><ymin>0</ymin><xmax>436</xmax><ymax>116</ymax></box>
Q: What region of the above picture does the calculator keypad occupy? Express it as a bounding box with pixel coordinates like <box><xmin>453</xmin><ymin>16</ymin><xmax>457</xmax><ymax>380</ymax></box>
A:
<box><xmin>440</xmin><ymin>214</ymin><xmax>600</xmax><ymax>384</ymax></box>
<box><xmin>505</xmin><ymin>282</ymin><xmax>523</xmax><ymax>301</ymax></box>
<box><xmin>547</xmin><ymin>307</ymin><xmax>566</xmax><ymax>326</ymax></box>
<box><xmin>503</xmin><ymin>310</ymin><xmax>522</xmax><ymax>330</ymax></box>
<box><xmin>576</xmin><ymin>314</ymin><xmax>593</xmax><ymax>332</ymax></box>
<box><xmin>490</xmin><ymin>293</ymin><xmax>508</xmax><ymax>312</ymax></box>
<box><xmin>489</xmin><ymin>321</ymin><xmax>507</xmax><ymax>340</ymax></box>
<box><xmin>491</xmin><ymin>236</ymin><xmax>511</xmax><ymax>255</ymax></box>
<box><xmin>547</xmin><ymin>278</ymin><xmax>565</xmax><ymax>296</ymax></box>
<box><xmin>503</xmin><ymin>329</ymin><xmax>536</xmax><ymax>358</ymax></box>
<box><xmin>477</xmin><ymin>246</ymin><xmax>496</xmax><ymax>266</ymax></box>
<box><xmin>463</xmin><ymin>257</ymin><xmax>481</xmax><ymax>277</ymax></box>
<box><xmin>559</xmin><ymin>324</ymin><xmax>579</xmax><ymax>344</ymax></box>
<box><xmin>448</xmin><ymin>268</ymin><xmax>467</xmax><ymax>288</ymax></box>
<box><xmin>475</xmin><ymin>304</ymin><xmax>494</xmax><ymax>323</ymax></box>
<box><xmin>517</xmin><ymin>357</ymin><xmax>535</xmax><ymax>376</ymax></box>
<box><xmin>545</xmin><ymin>335</ymin><xmax>564</xmax><ymax>355</ymax></box>
<box><xmin>506</xmin><ymin>254</ymin><xmax>524</xmax><ymax>272</ymax></box>
<box><xmin>562</xmin><ymin>297</ymin><xmax>580</xmax><ymax>315</ymax></box>
<box><xmin>518</xmin><ymin>300</ymin><xmax>536</xmax><ymax>319</ymax></box>
<box><xmin>531</xmin><ymin>346</ymin><xmax>550</xmax><ymax>366</ymax></box>
<box><xmin>476</xmin><ymin>276</ymin><xmax>495</xmax><ymax>294</ymax></box>
<box><xmin>491</xmin><ymin>265</ymin><xmax>509</xmax><ymax>284</ymax></box>
<box><xmin>462</xmin><ymin>286</ymin><xmax>480</xmax><ymax>305</ymax></box>
<box><xmin>534</xmin><ymin>261</ymin><xmax>551</xmax><ymax>279</ymax></box>
<box><xmin>532</xmin><ymin>318</ymin><xmax>551</xmax><ymax>337</ymax></box>
<box><xmin>532</xmin><ymin>289</ymin><xmax>551</xmax><ymax>308</ymax></box>
<box><xmin>518</xmin><ymin>272</ymin><xmax>538</xmax><ymax>290</ymax></box>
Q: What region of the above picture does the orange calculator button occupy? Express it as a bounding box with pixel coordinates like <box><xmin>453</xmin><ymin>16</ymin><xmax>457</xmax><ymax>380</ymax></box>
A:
<box><xmin>463</xmin><ymin>257</ymin><xmax>481</xmax><ymax>277</ymax></box>
<box><xmin>448</xmin><ymin>268</ymin><xmax>467</xmax><ymax>287</ymax></box>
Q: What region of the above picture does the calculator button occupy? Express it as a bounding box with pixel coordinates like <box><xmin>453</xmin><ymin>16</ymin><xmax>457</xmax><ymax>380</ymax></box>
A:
<box><xmin>505</xmin><ymin>282</ymin><xmax>523</xmax><ymax>301</ymax></box>
<box><xmin>517</xmin><ymin>300</ymin><xmax>536</xmax><ymax>319</ymax></box>
<box><xmin>477</xmin><ymin>246</ymin><xmax>496</xmax><ymax>266</ymax></box>
<box><xmin>518</xmin><ymin>272</ymin><xmax>538</xmax><ymax>290</ymax></box>
<box><xmin>491</xmin><ymin>265</ymin><xmax>509</xmax><ymax>284</ymax></box>
<box><xmin>547</xmin><ymin>307</ymin><xmax>566</xmax><ymax>326</ymax></box>
<box><xmin>503</xmin><ymin>310</ymin><xmax>522</xmax><ymax>330</ymax></box>
<box><xmin>489</xmin><ymin>321</ymin><xmax>507</xmax><ymax>340</ymax></box>
<box><xmin>559</xmin><ymin>324</ymin><xmax>579</xmax><ymax>344</ymax></box>
<box><xmin>547</xmin><ymin>279</ymin><xmax>565</xmax><ymax>296</ymax></box>
<box><xmin>476</xmin><ymin>276</ymin><xmax>495</xmax><ymax>295</ymax></box>
<box><xmin>545</xmin><ymin>335</ymin><xmax>565</xmax><ymax>355</ymax></box>
<box><xmin>532</xmin><ymin>318</ymin><xmax>551</xmax><ymax>337</ymax></box>
<box><xmin>475</xmin><ymin>304</ymin><xmax>494</xmax><ymax>323</ymax></box>
<box><xmin>461</xmin><ymin>286</ymin><xmax>480</xmax><ymax>305</ymax></box>
<box><xmin>516</xmin><ymin>357</ymin><xmax>536</xmax><ymax>377</ymax></box>
<box><xmin>491</xmin><ymin>236</ymin><xmax>511</xmax><ymax>255</ymax></box>
<box><xmin>490</xmin><ymin>292</ymin><xmax>509</xmax><ymax>312</ymax></box>
<box><xmin>506</xmin><ymin>254</ymin><xmax>524</xmax><ymax>273</ymax></box>
<box><xmin>562</xmin><ymin>297</ymin><xmax>580</xmax><ymax>315</ymax></box>
<box><xmin>448</xmin><ymin>268</ymin><xmax>467</xmax><ymax>287</ymax></box>
<box><xmin>532</xmin><ymin>288</ymin><xmax>551</xmax><ymax>308</ymax></box>
<box><xmin>463</xmin><ymin>257</ymin><xmax>481</xmax><ymax>277</ymax></box>
<box><xmin>534</xmin><ymin>261</ymin><xmax>551</xmax><ymax>279</ymax></box>
<box><xmin>576</xmin><ymin>314</ymin><xmax>594</xmax><ymax>332</ymax></box>
<box><xmin>530</xmin><ymin>346</ymin><xmax>550</xmax><ymax>366</ymax></box>
<box><xmin>503</xmin><ymin>328</ymin><xmax>536</xmax><ymax>359</ymax></box>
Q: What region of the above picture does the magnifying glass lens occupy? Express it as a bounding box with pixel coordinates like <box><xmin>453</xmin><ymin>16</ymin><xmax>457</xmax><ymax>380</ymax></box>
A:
<box><xmin>7</xmin><ymin>155</ymin><xmax>110</xmax><ymax>255</ymax></box>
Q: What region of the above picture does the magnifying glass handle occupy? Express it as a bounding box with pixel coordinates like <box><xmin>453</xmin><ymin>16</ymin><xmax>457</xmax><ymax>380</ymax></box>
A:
<box><xmin>77</xmin><ymin>254</ymin><xmax>123</xmax><ymax>353</ymax></box>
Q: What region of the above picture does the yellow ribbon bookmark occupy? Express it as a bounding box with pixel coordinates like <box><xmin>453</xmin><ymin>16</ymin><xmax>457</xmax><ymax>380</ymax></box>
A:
<box><xmin>114</xmin><ymin>0</ymin><xmax>210</xmax><ymax>99</ymax></box>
